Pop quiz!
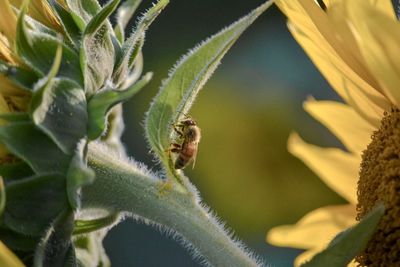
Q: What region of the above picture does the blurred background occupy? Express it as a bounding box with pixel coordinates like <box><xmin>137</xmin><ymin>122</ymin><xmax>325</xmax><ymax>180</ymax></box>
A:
<box><xmin>103</xmin><ymin>0</ymin><xmax>347</xmax><ymax>266</ymax></box>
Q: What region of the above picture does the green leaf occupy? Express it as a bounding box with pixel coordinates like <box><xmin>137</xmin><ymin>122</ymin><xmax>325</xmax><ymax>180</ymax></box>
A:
<box><xmin>0</xmin><ymin>122</ymin><xmax>70</xmax><ymax>174</ymax></box>
<box><xmin>0</xmin><ymin>60</ymin><xmax>38</xmax><ymax>91</ymax></box>
<box><xmin>84</xmin><ymin>0</ymin><xmax>120</xmax><ymax>35</ymax></box>
<box><xmin>145</xmin><ymin>1</ymin><xmax>272</xmax><ymax>160</ymax></box>
<box><xmin>73</xmin><ymin>213</ymin><xmax>119</xmax><ymax>235</ymax></box>
<box><xmin>34</xmin><ymin>210</ymin><xmax>76</xmax><ymax>267</ymax></box>
<box><xmin>113</xmin><ymin>0</ymin><xmax>168</xmax><ymax>85</ymax></box>
<box><xmin>48</xmin><ymin>0</ymin><xmax>82</xmax><ymax>48</ymax></box>
<box><xmin>301</xmin><ymin>203</ymin><xmax>385</xmax><ymax>267</ymax></box>
<box><xmin>0</xmin><ymin>162</ymin><xmax>33</xmax><ymax>182</ymax></box>
<box><xmin>4</xmin><ymin>174</ymin><xmax>69</xmax><ymax>236</ymax></box>
<box><xmin>80</xmin><ymin>1</ymin><xmax>116</xmax><ymax>95</ymax></box>
<box><xmin>16</xmin><ymin>8</ymin><xmax>83</xmax><ymax>85</ymax></box>
<box><xmin>87</xmin><ymin>72</ymin><xmax>152</xmax><ymax>140</ymax></box>
<box><xmin>66</xmin><ymin>141</ymin><xmax>95</xmax><ymax>210</ymax></box>
<box><xmin>31</xmin><ymin>78</ymin><xmax>87</xmax><ymax>154</ymax></box>
<box><xmin>114</xmin><ymin>0</ymin><xmax>142</xmax><ymax>43</ymax></box>
<box><xmin>65</xmin><ymin>0</ymin><xmax>101</xmax><ymax>31</ymax></box>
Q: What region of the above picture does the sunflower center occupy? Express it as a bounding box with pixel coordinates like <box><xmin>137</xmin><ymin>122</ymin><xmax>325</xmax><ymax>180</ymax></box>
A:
<box><xmin>356</xmin><ymin>107</ymin><xmax>400</xmax><ymax>266</ymax></box>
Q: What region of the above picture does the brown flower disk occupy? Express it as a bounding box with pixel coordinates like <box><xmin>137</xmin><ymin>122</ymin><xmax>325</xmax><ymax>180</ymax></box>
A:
<box><xmin>356</xmin><ymin>107</ymin><xmax>400</xmax><ymax>266</ymax></box>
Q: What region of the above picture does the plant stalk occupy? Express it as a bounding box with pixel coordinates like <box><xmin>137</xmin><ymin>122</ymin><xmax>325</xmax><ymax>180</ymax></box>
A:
<box><xmin>81</xmin><ymin>143</ymin><xmax>262</xmax><ymax>267</ymax></box>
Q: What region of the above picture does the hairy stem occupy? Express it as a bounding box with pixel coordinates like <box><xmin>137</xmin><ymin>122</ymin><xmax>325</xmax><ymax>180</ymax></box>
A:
<box><xmin>81</xmin><ymin>142</ymin><xmax>263</xmax><ymax>267</ymax></box>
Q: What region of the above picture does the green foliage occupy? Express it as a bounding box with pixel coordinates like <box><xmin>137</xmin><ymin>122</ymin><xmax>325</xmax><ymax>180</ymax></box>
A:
<box><xmin>80</xmin><ymin>0</ymin><xmax>116</xmax><ymax>95</ymax></box>
<box><xmin>32</xmin><ymin>78</ymin><xmax>87</xmax><ymax>154</ymax></box>
<box><xmin>65</xmin><ymin>0</ymin><xmax>101</xmax><ymax>28</ymax></box>
<box><xmin>0</xmin><ymin>61</ymin><xmax>38</xmax><ymax>91</ymax></box>
<box><xmin>3</xmin><ymin>174</ymin><xmax>69</xmax><ymax>236</ymax></box>
<box><xmin>0</xmin><ymin>0</ymin><xmax>157</xmax><ymax>264</ymax></box>
<box><xmin>302</xmin><ymin>204</ymin><xmax>385</xmax><ymax>267</ymax></box>
<box><xmin>114</xmin><ymin>0</ymin><xmax>142</xmax><ymax>42</ymax></box>
<box><xmin>66</xmin><ymin>143</ymin><xmax>95</xmax><ymax>210</ymax></box>
<box><xmin>73</xmin><ymin>214</ymin><xmax>119</xmax><ymax>235</ymax></box>
<box><xmin>87</xmin><ymin>72</ymin><xmax>152</xmax><ymax>139</ymax></box>
<box><xmin>0</xmin><ymin>122</ymin><xmax>71</xmax><ymax>173</ymax></box>
<box><xmin>145</xmin><ymin>1</ymin><xmax>272</xmax><ymax>179</ymax></box>
<box><xmin>16</xmin><ymin>7</ymin><xmax>83</xmax><ymax>85</ymax></box>
<box><xmin>34</xmin><ymin>210</ymin><xmax>76</xmax><ymax>267</ymax></box>
<box><xmin>0</xmin><ymin>0</ymin><xmax>275</xmax><ymax>266</ymax></box>
<box><xmin>113</xmin><ymin>0</ymin><xmax>167</xmax><ymax>85</ymax></box>
<box><xmin>48</xmin><ymin>1</ymin><xmax>82</xmax><ymax>47</ymax></box>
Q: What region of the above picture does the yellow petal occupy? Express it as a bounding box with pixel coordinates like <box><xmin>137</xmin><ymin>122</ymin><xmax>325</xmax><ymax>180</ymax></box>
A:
<box><xmin>0</xmin><ymin>35</ymin><xmax>17</xmax><ymax>64</ymax></box>
<box><xmin>9</xmin><ymin>0</ymin><xmax>61</xmax><ymax>30</ymax></box>
<box><xmin>276</xmin><ymin>0</ymin><xmax>390</xmax><ymax>126</ymax></box>
<box><xmin>0</xmin><ymin>75</ymin><xmax>28</xmax><ymax>97</ymax></box>
<box><xmin>304</xmin><ymin>99</ymin><xmax>374</xmax><ymax>155</ymax></box>
<box><xmin>294</xmin><ymin>248</ymin><xmax>321</xmax><ymax>267</ymax></box>
<box><xmin>267</xmin><ymin>204</ymin><xmax>356</xmax><ymax>249</ymax></box>
<box><xmin>294</xmin><ymin>248</ymin><xmax>358</xmax><ymax>267</ymax></box>
<box><xmin>288</xmin><ymin>133</ymin><xmax>358</xmax><ymax>203</ymax></box>
<box><xmin>345</xmin><ymin>0</ymin><xmax>400</xmax><ymax>107</ymax></box>
<box><xmin>0</xmin><ymin>241</ymin><xmax>25</xmax><ymax>267</ymax></box>
<box><xmin>287</xmin><ymin>23</ymin><xmax>387</xmax><ymax>127</ymax></box>
<box><xmin>0</xmin><ymin>0</ymin><xmax>17</xmax><ymax>41</ymax></box>
<box><xmin>323</xmin><ymin>0</ymin><xmax>396</xmax><ymax>19</ymax></box>
<box><xmin>277</xmin><ymin>0</ymin><xmax>379</xmax><ymax>91</ymax></box>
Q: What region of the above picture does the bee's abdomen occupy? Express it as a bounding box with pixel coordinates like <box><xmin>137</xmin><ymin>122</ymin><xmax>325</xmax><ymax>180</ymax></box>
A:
<box><xmin>174</xmin><ymin>143</ymin><xmax>195</xmax><ymax>169</ymax></box>
<box><xmin>174</xmin><ymin>155</ymin><xmax>188</xmax><ymax>169</ymax></box>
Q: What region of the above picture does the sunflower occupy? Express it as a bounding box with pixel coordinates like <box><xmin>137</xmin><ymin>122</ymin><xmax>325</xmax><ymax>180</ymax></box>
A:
<box><xmin>267</xmin><ymin>0</ymin><xmax>400</xmax><ymax>266</ymax></box>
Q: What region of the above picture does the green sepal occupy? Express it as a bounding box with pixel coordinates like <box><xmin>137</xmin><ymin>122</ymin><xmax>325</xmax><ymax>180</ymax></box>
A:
<box><xmin>113</xmin><ymin>0</ymin><xmax>168</xmax><ymax>85</ymax></box>
<box><xmin>73</xmin><ymin>213</ymin><xmax>119</xmax><ymax>235</ymax></box>
<box><xmin>0</xmin><ymin>61</ymin><xmax>38</xmax><ymax>91</ymax></box>
<box><xmin>16</xmin><ymin>8</ymin><xmax>83</xmax><ymax>85</ymax></box>
<box><xmin>0</xmin><ymin>162</ymin><xmax>33</xmax><ymax>182</ymax></box>
<box><xmin>84</xmin><ymin>0</ymin><xmax>120</xmax><ymax>35</ymax></box>
<box><xmin>31</xmin><ymin>78</ymin><xmax>87</xmax><ymax>155</ymax></box>
<box><xmin>301</xmin><ymin>203</ymin><xmax>385</xmax><ymax>267</ymax></box>
<box><xmin>3</xmin><ymin>174</ymin><xmax>69</xmax><ymax>236</ymax></box>
<box><xmin>24</xmin><ymin>12</ymin><xmax>58</xmax><ymax>38</ymax></box>
<box><xmin>66</xmin><ymin>0</ymin><xmax>101</xmax><ymax>26</ymax></box>
<box><xmin>145</xmin><ymin>1</ymin><xmax>272</xmax><ymax>161</ymax></box>
<box><xmin>79</xmin><ymin>1</ymin><xmax>115</xmax><ymax>95</ymax></box>
<box><xmin>48</xmin><ymin>0</ymin><xmax>82</xmax><ymax>48</ymax></box>
<box><xmin>66</xmin><ymin>141</ymin><xmax>95</xmax><ymax>210</ymax></box>
<box><xmin>114</xmin><ymin>0</ymin><xmax>142</xmax><ymax>43</ymax></box>
<box><xmin>87</xmin><ymin>72</ymin><xmax>152</xmax><ymax>140</ymax></box>
<box><xmin>34</xmin><ymin>209</ymin><xmax>76</xmax><ymax>267</ymax></box>
<box><xmin>0</xmin><ymin>122</ymin><xmax>70</xmax><ymax>174</ymax></box>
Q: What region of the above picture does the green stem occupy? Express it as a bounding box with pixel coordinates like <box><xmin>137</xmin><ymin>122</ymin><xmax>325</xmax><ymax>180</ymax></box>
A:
<box><xmin>82</xmin><ymin>142</ymin><xmax>263</xmax><ymax>267</ymax></box>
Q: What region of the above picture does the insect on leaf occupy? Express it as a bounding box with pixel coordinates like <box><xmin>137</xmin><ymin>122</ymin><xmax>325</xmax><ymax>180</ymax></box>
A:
<box><xmin>145</xmin><ymin>1</ymin><xmax>273</xmax><ymax>162</ymax></box>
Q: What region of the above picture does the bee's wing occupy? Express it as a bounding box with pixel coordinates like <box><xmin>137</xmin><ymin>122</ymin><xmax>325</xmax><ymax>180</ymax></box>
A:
<box><xmin>191</xmin><ymin>143</ymin><xmax>199</xmax><ymax>169</ymax></box>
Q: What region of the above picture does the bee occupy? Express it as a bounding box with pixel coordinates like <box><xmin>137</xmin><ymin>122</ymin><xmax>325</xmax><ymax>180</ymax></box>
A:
<box><xmin>169</xmin><ymin>117</ymin><xmax>201</xmax><ymax>169</ymax></box>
